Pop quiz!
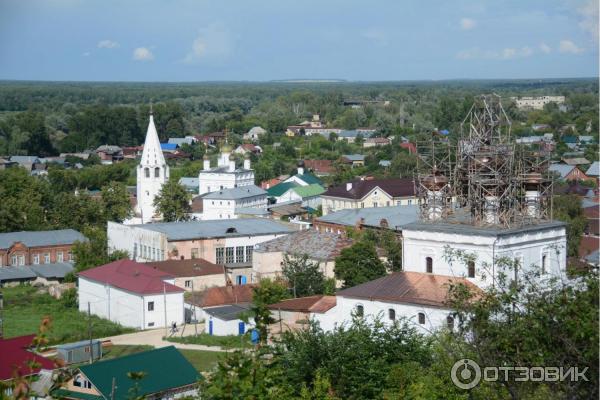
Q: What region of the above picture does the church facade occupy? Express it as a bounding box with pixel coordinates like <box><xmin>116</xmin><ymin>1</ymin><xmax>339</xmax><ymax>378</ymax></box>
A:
<box><xmin>198</xmin><ymin>143</ymin><xmax>254</xmax><ymax>195</ymax></box>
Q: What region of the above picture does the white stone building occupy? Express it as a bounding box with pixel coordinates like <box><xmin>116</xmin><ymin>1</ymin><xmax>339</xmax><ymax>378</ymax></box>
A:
<box><xmin>401</xmin><ymin>221</ymin><xmax>567</xmax><ymax>289</ymax></box>
<box><xmin>135</xmin><ymin>113</ymin><xmax>169</xmax><ymax>224</ymax></box>
<box><xmin>202</xmin><ymin>185</ymin><xmax>268</xmax><ymax>220</ymax></box>
<box><xmin>78</xmin><ymin>259</ymin><xmax>185</xmax><ymax>330</ymax></box>
<box><xmin>511</xmin><ymin>96</ymin><xmax>565</xmax><ymax>110</ymax></box>
<box><xmin>198</xmin><ymin>144</ymin><xmax>254</xmax><ymax>195</ymax></box>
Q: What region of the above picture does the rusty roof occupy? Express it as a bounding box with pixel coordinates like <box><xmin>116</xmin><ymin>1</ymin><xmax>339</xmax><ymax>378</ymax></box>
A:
<box><xmin>144</xmin><ymin>258</ymin><xmax>224</xmax><ymax>278</ymax></box>
<box><xmin>188</xmin><ymin>285</ymin><xmax>255</xmax><ymax>308</ymax></box>
<box><xmin>337</xmin><ymin>271</ymin><xmax>480</xmax><ymax>308</ymax></box>
<box><xmin>268</xmin><ymin>295</ymin><xmax>336</xmax><ymax>313</ymax></box>
<box><xmin>255</xmin><ymin>230</ymin><xmax>353</xmax><ymax>261</ymax></box>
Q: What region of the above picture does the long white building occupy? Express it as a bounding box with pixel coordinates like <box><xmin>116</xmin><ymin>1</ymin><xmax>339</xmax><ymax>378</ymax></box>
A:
<box><xmin>202</xmin><ymin>185</ymin><xmax>268</xmax><ymax>220</ymax></box>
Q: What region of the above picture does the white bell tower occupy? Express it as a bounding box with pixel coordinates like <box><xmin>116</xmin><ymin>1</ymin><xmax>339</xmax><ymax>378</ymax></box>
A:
<box><xmin>136</xmin><ymin>111</ymin><xmax>169</xmax><ymax>223</ymax></box>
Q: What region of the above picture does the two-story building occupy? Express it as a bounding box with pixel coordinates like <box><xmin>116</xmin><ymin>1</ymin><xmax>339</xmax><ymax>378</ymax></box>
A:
<box><xmin>0</xmin><ymin>229</ymin><xmax>85</xmax><ymax>267</ymax></box>
<box><xmin>202</xmin><ymin>185</ymin><xmax>268</xmax><ymax>220</ymax></box>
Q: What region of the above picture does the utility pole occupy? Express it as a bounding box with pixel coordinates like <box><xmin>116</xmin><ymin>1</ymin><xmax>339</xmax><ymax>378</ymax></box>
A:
<box><xmin>163</xmin><ymin>283</ymin><xmax>168</xmax><ymax>337</ymax></box>
<box><xmin>87</xmin><ymin>302</ymin><xmax>93</xmax><ymax>364</ymax></box>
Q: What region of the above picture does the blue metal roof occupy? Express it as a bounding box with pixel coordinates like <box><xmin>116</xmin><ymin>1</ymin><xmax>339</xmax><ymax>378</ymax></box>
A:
<box><xmin>160</xmin><ymin>143</ymin><xmax>178</xmax><ymax>150</ymax></box>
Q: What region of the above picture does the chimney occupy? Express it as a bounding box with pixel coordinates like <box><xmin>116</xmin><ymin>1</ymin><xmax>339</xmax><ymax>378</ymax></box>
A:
<box><xmin>346</xmin><ymin>182</ymin><xmax>353</xmax><ymax>191</ymax></box>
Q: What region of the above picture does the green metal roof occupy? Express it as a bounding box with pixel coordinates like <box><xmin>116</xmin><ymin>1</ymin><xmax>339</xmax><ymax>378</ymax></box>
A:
<box><xmin>267</xmin><ymin>181</ymin><xmax>299</xmax><ymax>197</ymax></box>
<box><xmin>296</xmin><ymin>173</ymin><xmax>322</xmax><ymax>185</ymax></box>
<box><xmin>292</xmin><ymin>184</ymin><xmax>326</xmax><ymax>198</ymax></box>
<box><xmin>78</xmin><ymin>346</ymin><xmax>200</xmax><ymax>400</ymax></box>
<box><xmin>52</xmin><ymin>389</ymin><xmax>104</xmax><ymax>400</ymax></box>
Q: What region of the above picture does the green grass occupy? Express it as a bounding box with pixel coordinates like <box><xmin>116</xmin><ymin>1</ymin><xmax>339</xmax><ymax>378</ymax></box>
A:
<box><xmin>1</xmin><ymin>285</ymin><xmax>133</xmax><ymax>344</ymax></box>
<box><xmin>165</xmin><ymin>333</ymin><xmax>252</xmax><ymax>349</ymax></box>
<box><xmin>99</xmin><ymin>345</ymin><xmax>224</xmax><ymax>372</ymax></box>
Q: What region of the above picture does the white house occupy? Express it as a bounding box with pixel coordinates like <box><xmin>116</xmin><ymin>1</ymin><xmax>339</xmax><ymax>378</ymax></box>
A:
<box><xmin>202</xmin><ymin>185</ymin><xmax>268</xmax><ymax>220</ymax></box>
<box><xmin>401</xmin><ymin>221</ymin><xmax>567</xmax><ymax>289</ymax></box>
<box><xmin>243</xmin><ymin>126</ymin><xmax>267</xmax><ymax>141</ymax></box>
<box><xmin>322</xmin><ymin>271</ymin><xmax>480</xmax><ymax>334</ymax></box>
<box><xmin>78</xmin><ymin>259</ymin><xmax>185</xmax><ymax>330</ymax></box>
<box><xmin>135</xmin><ymin>113</ymin><xmax>169</xmax><ymax>224</ymax></box>
<box><xmin>267</xmin><ymin>295</ymin><xmax>337</xmax><ymax>334</ymax></box>
<box><xmin>204</xmin><ymin>304</ymin><xmax>255</xmax><ymax>336</ymax></box>
<box><xmin>198</xmin><ymin>144</ymin><xmax>254</xmax><ymax>195</ymax></box>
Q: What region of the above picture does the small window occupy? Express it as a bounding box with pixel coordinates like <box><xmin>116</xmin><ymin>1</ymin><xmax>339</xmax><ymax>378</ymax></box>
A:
<box><xmin>447</xmin><ymin>316</ymin><xmax>454</xmax><ymax>330</ymax></box>
<box><xmin>44</xmin><ymin>253</ymin><xmax>50</xmax><ymax>264</ymax></box>
<box><xmin>355</xmin><ymin>304</ymin><xmax>364</xmax><ymax>318</ymax></box>
<box><xmin>147</xmin><ymin>301</ymin><xmax>154</xmax><ymax>311</ymax></box>
<box><xmin>373</xmin><ymin>202</ymin><xmax>378</xmax><ymax>208</ymax></box>
<box><xmin>185</xmin><ymin>280</ymin><xmax>192</xmax><ymax>288</ymax></box>
<box><xmin>33</xmin><ymin>254</ymin><xmax>40</xmax><ymax>265</ymax></box>
<box><xmin>154</xmin><ymin>167</ymin><xmax>160</xmax><ymax>178</ymax></box>
<box><xmin>425</xmin><ymin>257</ymin><xmax>433</xmax><ymax>273</ymax></box>
<box><xmin>226</xmin><ymin>247</ymin><xmax>235</xmax><ymax>263</ymax></box>
<box><xmin>57</xmin><ymin>251</ymin><xmax>64</xmax><ymax>263</ymax></box>
<box><xmin>84</xmin><ymin>346</ymin><xmax>90</xmax><ymax>353</ymax></box>
<box><xmin>388</xmin><ymin>309</ymin><xmax>395</xmax><ymax>321</ymax></box>
<box><xmin>467</xmin><ymin>261</ymin><xmax>475</xmax><ymax>278</ymax></box>
<box><xmin>418</xmin><ymin>312</ymin><xmax>425</xmax><ymax>324</ymax></box>
<box><xmin>148</xmin><ymin>322</ymin><xmax>155</xmax><ymax>327</ymax></box>
<box><xmin>144</xmin><ymin>167</ymin><xmax>150</xmax><ymax>178</ymax></box>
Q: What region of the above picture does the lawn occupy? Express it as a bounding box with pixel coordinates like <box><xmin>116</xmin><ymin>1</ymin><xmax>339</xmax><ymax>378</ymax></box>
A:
<box><xmin>165</xmin><ymin>332</ymin><xmax>252</xmax><ymax>349</ymax></box>
<box><xmin>101</xmin><ymin>345</ymin><xmax>225</xmax><ymax>372</ymax></box>
<box><xmin>1</xmin><ymin>285</ymin><xmax>132</xmax><ymax>344</ymax></box>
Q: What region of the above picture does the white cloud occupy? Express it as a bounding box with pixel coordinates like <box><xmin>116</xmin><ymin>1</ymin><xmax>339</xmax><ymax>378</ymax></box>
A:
<box><xmin>539</xmin><ymin>42</ymin><xmax>552</xmax><ymax>54</ymax></box>
<box><xmin>460</xmin><ymin>18</ymin><xmax>476</xmax><ymax>30</ymax></box>
<box><xmin>361</xmin><ymin>28</ymin><xmax>388</xmax><ymax>46</ymax></box>
<box><xmin>558</xmin><ymin>40</ymin><xmax>584</xmax><ymax>54</ymax></box>
<box><xmin>82</xmin><ymin>52</ymin><xmax>91</xmax><ymax>57</ymax></box>
<box><xmin>97</xmin><ymin>40</ymin><xmax>119</xmax><ymax>49</ymax></box>
<box><xmin>132</xmin><ymin>47</ymin><xmax>154</xmax><ymax>61</ymax></box>
<box><xmin>456</xmin><ymin>46</ymin><xmax>534</xmax><ymax>60</ymax></box>
<box><xmin>183</xmin><ymin>23</ymin><xmax>234</xmax><ymax>64</ymax></box>
<box><xmin>501</xmin><ymin>48</ymin><xmax>517</xmax><ymax>59</ymax></box>
<box><xmin>578</xmin><ymin>0</ymin><xmax>599</xmax><ymax>43</ymax></box>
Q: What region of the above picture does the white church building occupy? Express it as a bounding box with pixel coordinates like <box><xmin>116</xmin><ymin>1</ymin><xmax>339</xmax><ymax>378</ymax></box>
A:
<box><xmin>133</xmin><ymin>113</ymin><xmax>169</xmax><ymax>224</ymax></box>
<box><xmin>198</xmin><ymin>143</ymin><xmax>255</xmax><ymax>195</ymax></box>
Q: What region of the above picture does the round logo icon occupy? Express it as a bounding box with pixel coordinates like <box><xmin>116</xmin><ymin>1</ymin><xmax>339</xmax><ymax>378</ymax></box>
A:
<box><xmin>451</xmin><ymin>358</ymin><xmax>481</xmax><ymax>389</ymax></box>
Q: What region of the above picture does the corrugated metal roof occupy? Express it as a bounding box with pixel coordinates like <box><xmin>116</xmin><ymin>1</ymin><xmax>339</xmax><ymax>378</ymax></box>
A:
<box><xmin>204</xmin><ymin>185</ymin><xmax>267</xmax><ymax>200</ymax></box>
<box><xmin>267</xmin><ymin>182</ymin><xmax>299</xmax><ymax>197</ymax></box>
<box><xmin>255</xmin><ymin>230</ymin><xmax>353</xmax><ymax>261</ymax></box>
<box><xmin>291</xmin><ymin>184</ymin><xmax>325</xmax><ymax>198</ymax></box>
<box><xmin>549</xmin><ymin>164</ymin><xmax>576</xmax><ymax>178</ymax></box>
<box><xmin>402</xmin><ymin>220</ymin><xmax>566</xmax><ymax>237</ymax></box>
<box><xmin>204</xmin><ymin>304</ymin><xmax>251</xmax><ymax>321</ymax></box>
<box><xmin>317</xmin><ymin>205</ymin><xmax>419</xmax><ymax>230</ymax></box>
<box><xmin>268</xmin><ymin>295</ymin><xmax>336</xmax><ymax>313</ymax></box>
<box><xmin>0</xmin><ymin>262</ymin><xmax>74</xmax><ymax>282</ymax></box>
<box><xmin>586</xmin><ymin>161</ymin><xmax>600</xmax><ymax>177</ymax></box>
<box><xmin>133</xmin><ymin>218</ymin><xmax>292</xmax><ymax>240</ymax></box>
<box><xmin>0</xmin><ymin>229</ymin><xmax>85</xmax><ymax>250</ymax></box>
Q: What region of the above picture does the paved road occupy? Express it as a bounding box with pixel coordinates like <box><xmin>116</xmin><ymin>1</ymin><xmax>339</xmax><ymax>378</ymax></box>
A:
<box><xmin>101</xmin><ymin>324</ymin><xmax>227</xmax><ymax>352</ymax></box>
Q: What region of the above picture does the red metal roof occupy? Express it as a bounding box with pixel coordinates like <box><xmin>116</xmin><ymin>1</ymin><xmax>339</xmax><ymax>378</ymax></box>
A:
<box><xmin>0</xmin><ymin>335</ymin><xmax>55</xmax><ymax>381</ymax></box>
<box><xmin>78</xmin><ymin>259</ymin><xmax>184</xmax><ymax>295</ymax></box>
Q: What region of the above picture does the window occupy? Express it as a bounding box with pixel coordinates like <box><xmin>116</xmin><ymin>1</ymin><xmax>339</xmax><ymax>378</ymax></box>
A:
<box><xmin>133</xmin><ymin>243</ymin><xmax>138</xmax><ymax>258</ymax></box>
<box><xmin>67</xmin><ymin>251</ymin><xmax>73</xmax><ymax>261</ymax></box>
<box><xmin>216</xmin><ymin>247</ymin><xmax>224</xmax><ymax>264</ymax></box>
<box><xmin>467</xmin><ymin>261</ymin><xmax>475</xmax><ymax>278</ymax></box>
<box><xmin>154</xmin><ymin>167</ymin><xmax>160</xmax><ymax>178</ymax></box>
<box><xmin>408</xmin><ymin>199</ymin><xmax>412</xmax><ymax>205</ymax></box>
<box><xmin>386</xmin><ymin>201</ymin><xmax>390</xmax><ymax>206</ymax></box>
<box><xmin>447</xmin><ymin>316</ymin><xmax>454</xmax><ymax>330</ymax></box>
<box><xmin>44</xmin><ymin>253</ymin><xmax>50</xmax><ymax>264</ymax></box>
<box><xmin>373</xmin><ymin>202</ymin><xmax>378</xmax><ymax>208</ymax></box>
<box><xmin>19</xmin><ymin>255</ymin><xmax>24</xmax><ymax>266</ymax></box>
<box><xmin>418</xmin><ymin>312</ymin><xmax>425</xmax><ymax>324</ymax></box>
<box><xmin>185</xmin><ymin>280</ymin><xmax>192</xmax><ymax>288</ymax></box>
<box><xmin>33</xmin><ymin>254</ymin><xmax>40</xmax><ymax>265</ymax></box>
<box><xmin>148</xmin><ymin>322</ymin><xmax>155</xmax><ymax>327</ymax></box>
<box><xmin>541</xmin><ymin>253</ymin><xmax>548</xmax><ymax>274</ymax></box>
<box><xmin>144</xmin><ymin>167</ymin><xmax>150</xmax><ymax>178</ymax></box>
<box><xmin>245</xmin><ymin>246</ymin><xmax>253</xmax><ymax>263</ymax></box>
<box><xmin>225</xmin><ymin>247</ymin><xmax>234</xmax><ymax>263</ymax></box>
<box><xmin>84</xmin><ymin>346</ymin><xmax>90</xmax><ymax>353</ymax></box>
<box><xmin>388</xmin><ymin>309</ymin><xmax>396</xmax><ymax>321</ymax></box>
<box><xmin>425</xmin><ymin>257</ymin><xmax>433</xmax><ymax>273</ymax></box>
<box><xmin>361</xmin><ymin>202</ymin><xmax>364</xmax><ymax>208</ymax></box>
<box><xmin>11</xmin><ymin>255</ymin><xmax>17</xmax><ymax>266</ymax></box>
<box><xmin>191</xmin><ymin>248</ymin><xmax>199</xmax><ymax>259</ymax></box>
<box><xmin>57</xmin><ymin>252</ymin><xmax>64</xmax><ymax>262</ymax></box>
<box><xmin>147</xmin><ymin>301</ymin><xmax>154</xmax><ymax>311</ymax></box>
<box><xmin>236</xmin><ymin>246</ymin><xmax>244</xmax><ymax>263</ymax></box>
<box><xmin>355</xmin><ymin>304</ymin><xmax>364</xmax><ymax>318</ymax></box>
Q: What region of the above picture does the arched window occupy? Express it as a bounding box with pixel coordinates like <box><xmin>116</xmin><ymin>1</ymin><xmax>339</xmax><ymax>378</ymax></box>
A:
<box><xmin>447</xmin><ymin>315</ymin><xmax>454</xmax><ymax>330</ymax></box>
<box><xmin>425</xmin><ymin>257</ymin><xmax>433</xmax><ymax>273</ymax></box>
<box><xmin>144</xmin><ymin>167</ymin><xmax>150</xmax><ymax>178</ymax></box>
<box><xmin>154</xmin><ymin>167</ymin><xmax>160</xmax><ymax>178</ymax></box>
<box><xmin>467</xmin><ymin>261</ymin><xmax>475</xmax><ymax>278</ymax></box>
<box><xmin>418</xmin><ymin>312</ymin><xmax>425</xmax><ymax>324</ymax></box>
<box><xmin>388</xmin><ymin>309</ymin><xmax>395</xmax><ymax>321</ymax></box>
<box><xmin>355</xmin><ymin>304</ymin><xmax>364</xmax><ymax>318</ymax></box>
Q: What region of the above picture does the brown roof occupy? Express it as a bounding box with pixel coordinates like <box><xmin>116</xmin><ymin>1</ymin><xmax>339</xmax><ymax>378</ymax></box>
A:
<box><xmin>144</xmin><ymin>258</ymin><xmax>224</xmax><ymax>277</ymax></box>
<box><xmin>255</xmin><ymin>230</ymin><xmax>353</xmax><ymax>261</ymax></box>
<box><xmin>304</xmin><ymin>159</ymin><xmax>334</xmax><ymax>174</ymax></box>
<box><xmin>579</xmin><ymin>236</ymin><xmax>599</xmax><ymax>258</ymax></box>
<box><xmin>189</xmin><ymin>285</ymin><xmax>255</xmax><ymax>308</ymax></box>
<box><xmin>323</xmin><ymin>178</ymin><xmax>415</xmax><ymax>200</ymax></box>
<box><xmin>584</xmin><ymin>205</ymin><xmax>599</xmax><ymax>219</ymax></box>
<box><xmin>268</xmin><ymin>295</ymin><xmax>336</xmax><ymax>313</ymax></box>
<box><xmin>337</xmin><ymin>271</ymin><xmax>481</xmax><ymax>308</ymax></box>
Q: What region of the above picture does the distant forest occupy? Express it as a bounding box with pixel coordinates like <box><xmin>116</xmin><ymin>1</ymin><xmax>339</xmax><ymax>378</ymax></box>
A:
<box><xmin>0</xmin><ymin>78</ymin><xmax>597</xmax><ymax>156</ymax></box>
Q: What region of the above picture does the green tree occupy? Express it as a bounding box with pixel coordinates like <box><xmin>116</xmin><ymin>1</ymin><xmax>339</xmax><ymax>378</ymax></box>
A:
<box><xmin>282</xmin><ymin>254</ymin><xmax>326</xmax><ymax>297</ymax></box>
<box><xmin>248</xmin><ymin>279</ymin><xmax>290</xmax><ymax>344</ymax></box>
<box><xmin>334</xmin><ymin>241</ymin><xmax>386</xmax><ymax>287</ymax></box>
<box><xmin>72</xmin><ymin>226</ymin><xmax>128</xmax><ymax>271</ymax></box>
<box><xmin>0</xmin><ymin>167</ymin><xmax>50</xmax><ymax>232</ymax></box>
<box><xmin>553</xmin><ymin>194</ymin><xmax>587</xmax><ymax>257</ymax></box>
<box><xmin>101</xmin><ymin>181</ymin><xmax>132</xmax><ymax>223</ymax></box>
<box><xmin>153</xmin><ymin>179</ymin><xmax>191</xmax><ymax>222</ymax></box>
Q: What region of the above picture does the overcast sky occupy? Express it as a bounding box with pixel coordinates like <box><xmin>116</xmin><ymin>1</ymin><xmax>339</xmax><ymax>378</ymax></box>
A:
<box><xmin>0</xmin><ymin>0</ymin><xmax>598</xmax><ymax>81</ymax></box>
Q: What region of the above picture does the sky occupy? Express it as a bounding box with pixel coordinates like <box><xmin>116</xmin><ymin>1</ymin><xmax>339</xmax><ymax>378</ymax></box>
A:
<box><xmin>0</xmin><ymin>0</ymin><xmax>598</xmax><ymax>81</ymax></box>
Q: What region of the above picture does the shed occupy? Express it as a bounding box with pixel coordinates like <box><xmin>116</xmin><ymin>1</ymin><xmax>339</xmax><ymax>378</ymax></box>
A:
<box><xmin>56</xmin><ymin>340</ymin><xmax>102</xmax><ymax>365</ymax></box>
<box><xmin>204</xmin><ymin>304</ymin><xmax>255</xmax><ymax>336</ymax></box>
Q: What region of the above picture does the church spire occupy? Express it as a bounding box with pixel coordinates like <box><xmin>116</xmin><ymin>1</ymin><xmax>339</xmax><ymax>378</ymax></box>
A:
<box><xmin>140</xmin><ymin>112</ymin><xmax>165</xmax><ymax>166</ymax></box>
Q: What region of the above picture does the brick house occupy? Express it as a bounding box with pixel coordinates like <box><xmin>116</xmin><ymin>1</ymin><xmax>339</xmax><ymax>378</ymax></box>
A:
<box><xmin>0</xmin><ymin>229</ymin><xmax>86</xmax><ymax>267</ymax></box>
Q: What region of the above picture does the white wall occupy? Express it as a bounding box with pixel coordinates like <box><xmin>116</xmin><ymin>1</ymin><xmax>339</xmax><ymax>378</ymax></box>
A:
<box><xmin>107</xmin><ymin>222</ymin><xmax>167</xmax><ymax>262</ymax></box>
<box><xmin>319</xmin><ymin>296</ymin><xmax>453</xmax><ymax>334</ymax></box>
<box><xmin>203</xmin><ymin>194</ymin><xmax>267</xmax><ymax>220</ymax></box>
<box><xmin>402</xmin><ymin>225</ymin><xmax>567</xmax><ymax>289</ymax></box>
<box><xmin>78</xmin><ymin>277</ymin><xmax>184</xmax><ymax>329</ymax></box>
<box><xmin>198</xmin><ymin>171</ymin><xmax>255</xmax><ymax>195</ymax></box>
<box><xmin>205</xmin><ymin>315</ymin><xmax>255</xmax><ymax>336</ymax></box>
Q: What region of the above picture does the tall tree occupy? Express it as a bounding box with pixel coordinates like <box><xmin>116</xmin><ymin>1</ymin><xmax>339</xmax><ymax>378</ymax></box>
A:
<box><xmin>553</xmin><ymin>194</ymin><xmax>587</xmax><ymax>257</ymax></box>
<box><xmin>101</xmin><ymin>181</ymin><xmax>132</xmax><ymax>223</ymax></box>
<box><xmin>282</xmin><ymin>253</ymin><xmax>326</xmax><ymax>297</ymax></box>
<box><xmin>153</xmin><ymin>179</ymin><xmax>191</xmax><ymax>222</ymax></box>
<box><xmin>72</xmin><ymin>226</ymin><xmax>128</xmax><ymax>272</ymax></box>
<box><xmin>334</xmin><ymin>241</ymin><xmax>386</xmax><ymax>288</ymax></box>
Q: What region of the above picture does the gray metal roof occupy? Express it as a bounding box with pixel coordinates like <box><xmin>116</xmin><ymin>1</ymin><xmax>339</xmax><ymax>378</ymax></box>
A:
<box><xmin>134</xmin><ymin>218</ymin><xmax>293</xmax><ymax>240</ymax></box>
<box><xmin>0</xmin><ymin>229</ymin><xmax>86</xmax><ymax>250</ymax></box>
<box><xmin>0</xmin><ymin>262</ymin><xmax>74</xmax><ymax>282</ymax></box>
<box><xmin>586</xmin><ymin>161</ymin><xmax>599</xmax><ymax>177</ymax></box>
<box><xmin>57</xmin><ymin>339</ymin><xmax>102</xmax><ymax>350</ymax></box>
<box><xmin>203</xmin><ymin>185</ymin><xmax>267</xmax><ymax>200</ymax></box>
<box><xmin>168</xmin><ymin>137</ymin><xmax>194</xmax><ymax>146</ymax></box>
<box><xmin>205</xmin><ymin>304</ymin><xmax>251</xmax><ymax>321</ymax></box>
<box><xmin>10</xmin><ymin>155</ymin><xmax>40</xmax><ymax>164</ymax></box>
<box><xmin>235</xmin><ymin>207</ymin><xmax>270</xmax><ymax>216</ymax></box>
<box><xmin>549</xmin><ymin>164</ymin><xmax>575</xmax><ymax>178</ymax></box>
<box><xmin>401</xmin><ymin>220</ymin><xmax>566</xmax><ymax>237</ymax></box>
<box><xmin>317</xmin><ymin>205</ymin><xmax>419</xmax><ymax>230</ymax></box>
<box><xmin>179</xmin><ymin>177</ymin><xmax>199</xmax><ymax>188</ymax></box>
<box><xmin>255</xmin><ymin>230</ymin><xmax>353</xmax><ymax>261</ymax></box>
<box><xmin>342</xmin><ymin>154</ymin><xmax>365</xmax><ymax>161</ymax></box>
<box><xmin>585</xmin><ymin>250</ymin><xmax>599</xmax><ymax>266</ymax></box>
